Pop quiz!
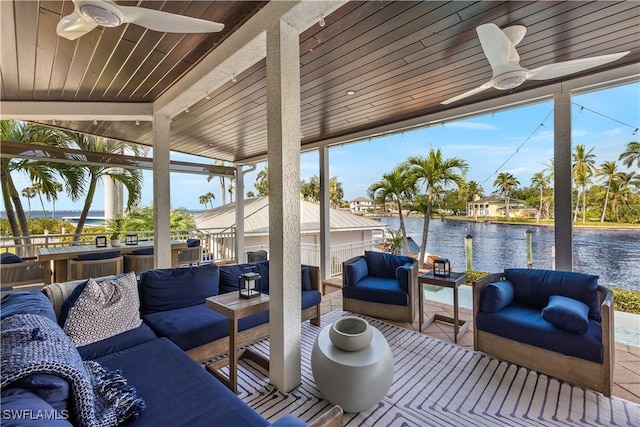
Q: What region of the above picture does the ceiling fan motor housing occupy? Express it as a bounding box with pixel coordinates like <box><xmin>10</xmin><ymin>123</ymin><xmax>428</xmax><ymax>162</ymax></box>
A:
<box><xmin>79</xmin><ymin>4</ymin><xmax>122</xmax><ymax>27</ymax></box>
<box><xmin>493</xmin><ymin>70</ymin><xmax>528</xmax><ymax>90</ymax></box>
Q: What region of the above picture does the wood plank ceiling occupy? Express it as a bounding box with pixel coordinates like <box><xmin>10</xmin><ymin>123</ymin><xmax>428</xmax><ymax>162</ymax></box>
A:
<box><xmin>2</xmin><ymin>1</ymin><xmax>639</xmax><ymax>164</ymax></box>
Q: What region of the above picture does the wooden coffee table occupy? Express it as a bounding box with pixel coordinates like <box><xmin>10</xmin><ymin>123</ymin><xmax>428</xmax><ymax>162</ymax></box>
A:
<box><xmin>418</xmin><ymin>271</ymin><xmax>469</xmax><ymax>343</ymax></box>
<box><xmin>205</xmin><ymin>292</ymin><xmax>270</xmax><ymax>393</ymax></box>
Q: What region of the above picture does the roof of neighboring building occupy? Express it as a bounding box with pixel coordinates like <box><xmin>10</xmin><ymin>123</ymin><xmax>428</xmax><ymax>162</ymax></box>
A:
<box><xmin>193</xmin><ymin>197</ymin><xmax>386</xmax><ymax>235</ymax></box>
<box><xmin>351</xmin><ymin>197</ymin><xmax>371</xmax><ymax>203</ymax></box>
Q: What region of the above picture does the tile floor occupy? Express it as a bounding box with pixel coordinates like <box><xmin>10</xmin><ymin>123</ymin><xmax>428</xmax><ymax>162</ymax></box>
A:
<box><xmin>319</xmin><ymin>290</ymin><xmax>640</xmax><ymax>404</ymax></box>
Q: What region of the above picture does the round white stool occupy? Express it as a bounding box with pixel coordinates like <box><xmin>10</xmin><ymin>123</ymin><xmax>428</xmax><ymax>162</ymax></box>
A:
<box><xmin>311</xmin><ymin>321</ymin><xmax>393</xmax><ymax>413</ymax></box>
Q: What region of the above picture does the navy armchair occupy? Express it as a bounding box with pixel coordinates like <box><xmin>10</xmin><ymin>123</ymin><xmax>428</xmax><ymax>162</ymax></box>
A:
<box><xmin>342</xmin><ymin>251</ymin><xmax>419</xmax><ymax>322</ymax></box>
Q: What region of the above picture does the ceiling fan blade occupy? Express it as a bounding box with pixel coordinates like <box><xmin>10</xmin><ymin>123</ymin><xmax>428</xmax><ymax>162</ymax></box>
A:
<box><xmin>502</xmin><ymin>25</ymin><xmax>526</xmax><ymax>47</ymax></box>
<box><xmin>56</xmin><ymin>10</ymin><xmax>98</xmax><ymax>40</ymax></box>
<box><xmin>441</xmin><ymin>81</ymin><xmax>493</xmax><ymax>105</ymax></box>
<box><xmin>118</xmin><ymin>5</ymin><xmax>224</xmax><ymax>33</ymax></box>
<box><xmin>476</xmin><ymin>23</ymin><xmax>522</xmax><ymax>77</ymax></box>
<box><xmin>528</xmin><ymin>52</ymin><xmax>630</xmax><ymax>81</ymax></box>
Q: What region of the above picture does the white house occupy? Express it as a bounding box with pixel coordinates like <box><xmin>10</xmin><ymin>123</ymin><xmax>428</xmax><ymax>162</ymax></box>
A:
<box><xmin>349</xmin><ymin>197</ymin><xmax>374</xmax><ymax>215</ymax></box>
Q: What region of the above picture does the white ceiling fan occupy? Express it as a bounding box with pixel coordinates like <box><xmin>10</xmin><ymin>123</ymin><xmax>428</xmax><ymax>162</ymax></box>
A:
<box><xmin>57</xmin><ymin>0</ymin><xmax>224</xmax><ymax>41</ymax></box>
<box><xmin>441</xmin><ymin>23</ymin><xmax>629</xmax><ymax>105</ymax></box>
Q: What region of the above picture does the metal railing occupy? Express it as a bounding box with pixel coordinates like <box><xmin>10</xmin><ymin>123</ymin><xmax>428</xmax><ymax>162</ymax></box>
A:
<box><xmin>3</xmin><ymin>229</ymin><xmax>381</xmax><ymax>275</ymax></box>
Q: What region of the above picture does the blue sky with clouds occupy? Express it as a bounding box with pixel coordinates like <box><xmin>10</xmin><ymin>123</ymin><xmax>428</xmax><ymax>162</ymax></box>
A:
<box><xmin>15</xmin><ymin>82</ymin><xmax>639</xmax><ymax>211</ymax></box>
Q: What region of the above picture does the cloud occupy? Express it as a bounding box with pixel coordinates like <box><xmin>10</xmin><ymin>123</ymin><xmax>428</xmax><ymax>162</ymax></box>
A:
<box><xmin>602</xmin><ymin>128</ymin><xmax>623</xmax><ymax>136</ymax></box>
<box><xmin>572</xmin><ymin>129</ymin><xmax>589</xmax><ymax>137</ymax></box>
<box><xmin>444</xmin><ymin>122</ymin><xmax>497</xmax><ymax>131</ymax></box>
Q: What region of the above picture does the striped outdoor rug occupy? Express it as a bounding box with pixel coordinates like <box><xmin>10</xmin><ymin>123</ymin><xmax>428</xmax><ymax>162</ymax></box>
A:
<box><xmin>230</xmin><ymin>310</ymin><xmax>640</xmax><ymax>426</ymax></box>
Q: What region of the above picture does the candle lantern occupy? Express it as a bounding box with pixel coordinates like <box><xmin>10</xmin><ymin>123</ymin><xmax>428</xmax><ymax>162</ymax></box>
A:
<box><xmin>239</xmin><ymin>266</ymin><xmax>261</xmax><ymax>299</ymax></box>
<box><xmin>125</xmin><ymin>233</ymin><xmax>138</xmax><ymax>245</ymax></box>
<box><xmin>433</xmin><ymin>258</ymin><xmax>451</xmax><ymax>277</ymax></box>
<box><xmin>95</xmin><ymin>235</ymin><xmax>107</xmax><ymax>248</ymax></box>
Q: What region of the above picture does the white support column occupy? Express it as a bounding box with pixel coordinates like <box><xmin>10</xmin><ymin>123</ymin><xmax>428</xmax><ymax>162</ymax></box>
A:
<box><xmin>153</xmin><ymin>114</ymin><xmax>172</xmax><ymax>269</ymax></box>
<box><xmin>267</xmin><ymin>19</ymin><xmax>301</xmax><ymax>392</ymax></box>
<box><xmin>319</xmin><ymin>146</ymin><xmax>331</xmax><ymax>280</ymax></box>
<box><xmin>553</xmin><ymin>89</ymin><xmax>573</xmax><ymax>271</ymax></box>
<box><xmin>235</xmin><ymin>165</ymin><xmax>245</xmax><ymax>263</ymax></box>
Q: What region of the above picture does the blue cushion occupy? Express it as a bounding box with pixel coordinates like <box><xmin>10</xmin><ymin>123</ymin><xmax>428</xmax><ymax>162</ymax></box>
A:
<box><xmin>0</xmin><ymin>253</ymin><xmax>22</xmax><ymax>264</ymax></box>
<box><xmin>253</xmin><ymin>261</ymin><xmax>270</xmax><ymax>292</ymax></box>
<box><xmin>301</xmin><ymin>266</ymin><xmax>312</xmax><ymax>290</ymax></box>
<box><xmin>9</xmin><ymin>374</ymin><xmax>69</xmax><ymax>412</ymax></box>
<box><xmin>270</xmin><ymin>414</ymin><xmax>308</xmax><ymax>426</ymax></box>
<box><xmin>504</xmin><ymin>269</ymin><xmax>601</xmax><ymax>321</ymax></box>
<box><xmin>345</xmin><ymin>258</ymin><xmax>368</xmax><ymax>285</ymax></box>
<box><xmin>77</xmin><ymin>323</ymin><xmax>157</xmax><ymax>360</ymax></box>
<box><xmin>476</xmin><ymin>303</ymin><xmax>603</xmax><ymax>363</ymax></box>
<box><xmin>1</xmin><ymin>292</ymin><xmax>57</xmax><ymax>323</ymax></box>
<box><xmin>139</xmin><ymin>264</ymin><xmax>220</xmax><ymax>314</ymax></box>
<box><xmin>0</xmin><ymin>389</ymin><xmax>72</xmax><ymax>426</ymax></box>
<box><xmin>542</xmin><ymin>295</ymin><xmax>590</xmax><ymax>334</ymax></box>
<box><xmin>76</xmin><ymin>250</ymin><xmax>121</xmax><ymax>261</ymax></box>
<box><xmin>395</xmin><ymin>262</ymin><xmax>413</xmax><ymax>292</ymax></box>
<box><xmin>301</xmin><ymin>289</ymin><xmax>322</xmax><ymax>310</ymax></box>
<box><xmin>342</xmin><ymin>276</ymin><xmax>408</xmax><ymax>306</ymax></box>
<box><xmin>186</xmin><ymin>238</ymin><xmax>201</xmax><ymax>248</ymax></box>
<box><xmin>480</xmin><ymin>280</ymin><xmax>515</xmax><ymax>313</ymax></box>
<box><xmin>143</xmin><ymin>304</ymin><xmax>268</xmax><ymax>351</ymax></box>
<box><xmin>364</xmin><ymin>250</ymin><xmax>413</xmax><ymax>279</ymax></box>
<box><xmin>219</xmin><ymin>264</ymin><xmax>244</xmax><ymax>293</ymax></box>
<box><xmin>131</xmin><ymin>247</ymin><xmax>154</xmax><ymax>255</ymax></box>
<box><xmin>94</xmin><ymin>338</ymin><xmax>269</xmax><ymax>427</ymax></box>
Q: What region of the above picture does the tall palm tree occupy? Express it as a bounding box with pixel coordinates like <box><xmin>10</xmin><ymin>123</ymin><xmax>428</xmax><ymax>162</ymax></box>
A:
<box><xmin>64</xmin><ymin>132</ymin><xmax>144</xmax><ymax>240</ymax></box>
<box><xmin>21</xmin><ymin>186</ymin><xmax>37</xmax><ymax>220</ymax></box>
<box><xmin>465</xmin><ymin>180</ymin><xmax>484</xmax><ymax>220</ymax></box>
<box><xmin>493</xmin><ymin>172</ymin><xmax>519</xmax><ymax>220</ymax></box>
<box><xmin>46</xmin><ymin>182</ymin><xmax>64</xmax><ymax>219</ymax></box>
<box><xmin>407</xmin><ymin>150</ymin><xmax>468</xmax><ymax>268</ymax></box>
<box><xmin>572</xmin><ymin>144</ymin><xmax>596</xmax><ymax>223</ymax></box>
<box><xmin>530</xmin><ymin>172</ymin><xmax>551</xmax><ymax>222</ymax></box>
<box><xmin>199</xmin><ymin>192</ymin><xmax>215</xmax><ymax>209</ymax></box>
<box><xmin>207</xmin><ymin>160</ymin><xmax>232</xmax><ymax>205</ymax></box>
<box><xmin>1</xmin><ymin>120</ymin><xmax>83</xmax><ymax>252</ymax></box>
<box><xmin>368</xmin><ymin>163</ymin><xmax>416</xmax><ymax>256</ymax></box>
<box><xmin>596</xmin><ymin>161</ymin><xmax>619</xmax><ymax>223</ymax></box>
<box><xmin>329</xmin><ymin>177</ymin><xmax>344</xmax><ymax>208</ymax></box>
<box><xmin>619</xmin><ymin>141</ymin><xmax>640</xmax><ymax>169</ymax></box>
<box><xmin>609</xmin><ymin>172</ymin><xmax>635</xmax><ymax>222</ymax></box>
<box><xmin>543</xmin><ymin>159</ymin><xmax>555</xmax><ymax>218</ymax></box>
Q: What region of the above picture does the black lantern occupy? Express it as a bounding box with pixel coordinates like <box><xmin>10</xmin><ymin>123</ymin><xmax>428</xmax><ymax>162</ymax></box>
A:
<box><xmin>239</xmin><ymin>266</ymin><xmax>261</xmax><ymax>299</ymax></box>
<box><xmin>95</xmin><ymin>235</ymin><xmax>107</xmax><ymax>248</ymax></box>
<box><xmin>433</xmin><ymin>258</ymin><xmax>450</xmax><ymax>277</ymax></box>
<box><xmin>125</xmin><ymin>233</ymin><xmax>138</xmax><ymax>245</ymax></box>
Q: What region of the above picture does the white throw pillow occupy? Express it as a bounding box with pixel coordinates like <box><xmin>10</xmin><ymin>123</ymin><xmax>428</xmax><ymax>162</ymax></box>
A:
<box><xmin>63</xmin><ymin>272</ymin><xmax>142</xmax><ymax>347</ymax></box>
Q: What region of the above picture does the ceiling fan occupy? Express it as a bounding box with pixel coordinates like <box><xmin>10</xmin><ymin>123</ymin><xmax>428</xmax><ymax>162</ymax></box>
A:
<box><xmin>57</xmin><ymin>0</ymin><xmax>224</xmax><ymax>41</ymax></box>
<box><xmin>441</xmin><ymin>23</ymin><xmax>629</xmax><ymax>105</ymax></box>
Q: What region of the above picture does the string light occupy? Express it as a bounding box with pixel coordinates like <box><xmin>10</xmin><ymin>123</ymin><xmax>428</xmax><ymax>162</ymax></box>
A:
<box><xmin>51</xmin><ymin>119</ymin><xmax>56</xmax><ymax>125</ymax></box>
<box><xmin>572</xmin><ymin>102</ymin><xmax>638</xmax><ymax>135</ymax></box>
<box><xmin>93</xmin><ymin>120</ymin><xmax>98</xmax><ymax>125</ymax></box>
<box><xmin>184</xmin><ymin>107</ymin><xmax>190</xmax><ymax>113</ymax></box>
<box><xmin>205</xmin><ymin>93</ymin><xmax>211</xmax><ymax>100</ymax></box>
<box><xmin>231</xmin><ymin>74</ymin><xmax>237</xmax><ymax>83</ymax></box>
<box><xmin>135</xmin><ymin>120</ymin><xmax>140</xmax><ymax>126</ymax></box>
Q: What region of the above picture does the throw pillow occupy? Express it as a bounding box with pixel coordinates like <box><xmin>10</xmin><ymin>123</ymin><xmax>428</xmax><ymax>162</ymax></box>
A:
<box><xmin>395</xmin><ymin>262</ymin><xmax>413</xmax><ymax>292</ymax></box>
<box><xmin>0</xmin><ymin>253</ymin><xmax>22</xmax><ymax>264</ymax></box>
<box><xmin>63</xmin><ymin>272</ymin><xmax>142</xmax><ymax>347</ymax></box>
<box><xmin>364</xmin><ymin>251</ymin><xmax>413</xmax><ymax>279</ymax></box>
<box><xmin>542</xmin><ymin>294</ymin><xmax>590</xmax><ymax>334</ymax></box>
<box><xmin>345</xmin><ymin>258</ymin><xmax>368</xmax><ymax>285</ymax></box>
<box><xmin>301</xmin><ymin>266</ymin><xmax>312</xmax><ymax>290</ymax></box>
<box><xmin>480</xmin><ymin>280</ymin><xmax>515</xmax><ymax>313</ymax></box>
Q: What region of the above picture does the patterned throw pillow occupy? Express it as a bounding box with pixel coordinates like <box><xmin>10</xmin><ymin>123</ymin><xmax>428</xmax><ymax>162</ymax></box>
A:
<box><xmin>63</xmin><ymin>272</ymin><xmax>142</xmax><ymax>347</ymax></box>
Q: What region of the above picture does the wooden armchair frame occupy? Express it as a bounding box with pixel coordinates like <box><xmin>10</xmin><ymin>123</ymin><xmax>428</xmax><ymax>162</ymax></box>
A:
<box><xmin>341</xmin><ymin>255</ymin><xmax>419</xmax><ymax>323</ymax></box>
<box><xmin>473</xmin><ymin>273</ymin><xmax>614</xmax><ymax>396</ymax></box>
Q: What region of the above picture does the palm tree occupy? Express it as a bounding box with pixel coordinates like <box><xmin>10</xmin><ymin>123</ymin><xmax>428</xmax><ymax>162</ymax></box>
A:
<box><xmin>255</xmin><ymin>166</ymin><xmax>269</xmax><ymax>196</ymax></box>
<box><xmin>493</xmin><ymin>172</ymin><xmax>520</xmax><ymax>220</ymax></box>
<box><xmin>46</xmin><ymin>182</ymin><xmax>63</xmax><ymax>219</ymax></box>
<box><xmin>596</xmin><ymin>161</ymin><xmax>619</xmax><ymax>222</ymax></box>
<box><xmin>609</xmin><ymin>172</ymin><xmax>635</xmax><ymax>222</ymax></box>
<box><xmin>407</xmin><ymin>149</ymin><xmax>468</xmax><ymax>268</ymax></box>
<box><xmin>530</xmin><ymin>172</ymin><xmax>551</xmax><ymax>222</ymax></box>
<box><xmin>543</xmin><ymin>159</ymin><xmax>555</xmax><ymax>219</ymax></box>
<box><xmin>329</xmin><ymin>177</ymin><xmax>344</xmax><ymax>208</ymax></box>
<box><xmin>572</xmin><ymin>144</ymin><xmax>596</xmax><ymax>223</ymax></box>
<box><xmin>368</xmin><ymin>163</ymin><xmax>416</xmax><ymax>256</ymax></box>
<box><xmin>619</xmin><ymin>141</ymin><xmax>640</xmax><ymax>169</ymax></box>
<box><xmin>1</xmin><ymin>120</ymin><xmax>83</xmax><ymax>253</ymax></box>
<box><xmin>199</xmin><ymin>192</ymin><xmax>215</xmax><ymax>209</ymax></box>
<box><xmin>464</xmin><ymin>180</ymin><xmax>484</xmax><ymax>220</ymax></box>
<box><xmin>64</xmin><ymin>132</ymin><xmax>144</xmax><ymax>241</ymax></box>
<box><xmin>21</xmin><ymin>186</ymin><xmax>37</xmax><ymax>220</ymax></box>
<box><xmin>207</xmin><ymin>160</ymin><xmax>232</xmax><ymax>205</ymax></box>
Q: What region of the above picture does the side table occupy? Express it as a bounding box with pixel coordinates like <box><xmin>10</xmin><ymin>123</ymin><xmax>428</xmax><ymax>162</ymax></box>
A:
<box><xmin>205</xmin><ymin>292</ymin><xmax>270</xmax><ymax>393</ymax></box>
<box><xmin>418</xmin><ymin>272</ymin><xmax>469</xmax><ymax>343</ymax></box>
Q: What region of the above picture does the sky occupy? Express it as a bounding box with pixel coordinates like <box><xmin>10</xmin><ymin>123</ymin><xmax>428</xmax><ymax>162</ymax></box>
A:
<box><xmin>9</xmin><ymin>82</ymin><xmax>640</xmax><ymax>212</ymax></box>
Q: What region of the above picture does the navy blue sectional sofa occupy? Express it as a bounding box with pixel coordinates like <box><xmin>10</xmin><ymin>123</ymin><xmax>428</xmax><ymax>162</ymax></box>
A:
<box><xmin>1</xmin><ymin>263</ymin><xmax>338</xmax><ymax>426</ymax></box>
<box><xmin>342</xmin><ymin>250</ymin><xmax>419</xmax><ymax>322</ymax></box>
<box><xmin>472</xmin><ymin>268</ymin><xmax>614</xmax><ymax>396</ymax></box>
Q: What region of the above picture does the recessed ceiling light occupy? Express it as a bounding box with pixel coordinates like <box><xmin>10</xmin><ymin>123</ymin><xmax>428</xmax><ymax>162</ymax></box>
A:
<box><xmin>93</xmin><ymin>120</ymin><xmax>98</xmax><ymax>125</ymax></box>
<box><xmin>135</xmin><ymin>120</ymin><xmax>140</xmax><ymax>126</ymax></box>
<box><xmin>346</xmin><ymin>90</ymin><xmax>356</xmax><ymax>96</ymax></box>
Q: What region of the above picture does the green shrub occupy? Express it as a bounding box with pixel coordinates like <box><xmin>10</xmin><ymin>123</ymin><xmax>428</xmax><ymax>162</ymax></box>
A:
<box><xmin>612</xmin><ymin>288</ymin><xmax>640</xmax><ymax>314</ymax></box>
<box><xmin>465</xmin><ymin>271</ymin><xmax>490</xmax><ymax>284</ymax></box>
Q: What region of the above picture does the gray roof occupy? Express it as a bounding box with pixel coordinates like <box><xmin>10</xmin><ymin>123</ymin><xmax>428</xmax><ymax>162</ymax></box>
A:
<box><xmin>193</xmin><ymin>197</ymin><xmax>386</xmax><ymax>235</ymax></box>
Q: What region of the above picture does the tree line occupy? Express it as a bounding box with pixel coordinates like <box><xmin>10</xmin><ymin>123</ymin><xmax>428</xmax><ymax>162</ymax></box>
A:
<box><xmin>367</xmin><ymin>142</ymin><xmax>639</xmax><ymax>269</ymax></box>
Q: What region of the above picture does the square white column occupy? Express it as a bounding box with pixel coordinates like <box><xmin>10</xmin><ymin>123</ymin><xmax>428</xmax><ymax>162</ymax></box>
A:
<box><xmin>554</xmin><ymin>90</ymin><xmax>573</xmax><ymax>271</ymax></box>
<box><xmin>153</xmin><ymin>114</ymin><xmax>172</xmax><ymax>268</ymax></box>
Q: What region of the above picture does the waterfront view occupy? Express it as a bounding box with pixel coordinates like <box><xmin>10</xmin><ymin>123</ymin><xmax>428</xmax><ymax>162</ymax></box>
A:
<box><xmin>381</xmin><ymin>216</ymin><xmax>640</xmax><ymax>291</ymax></box>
